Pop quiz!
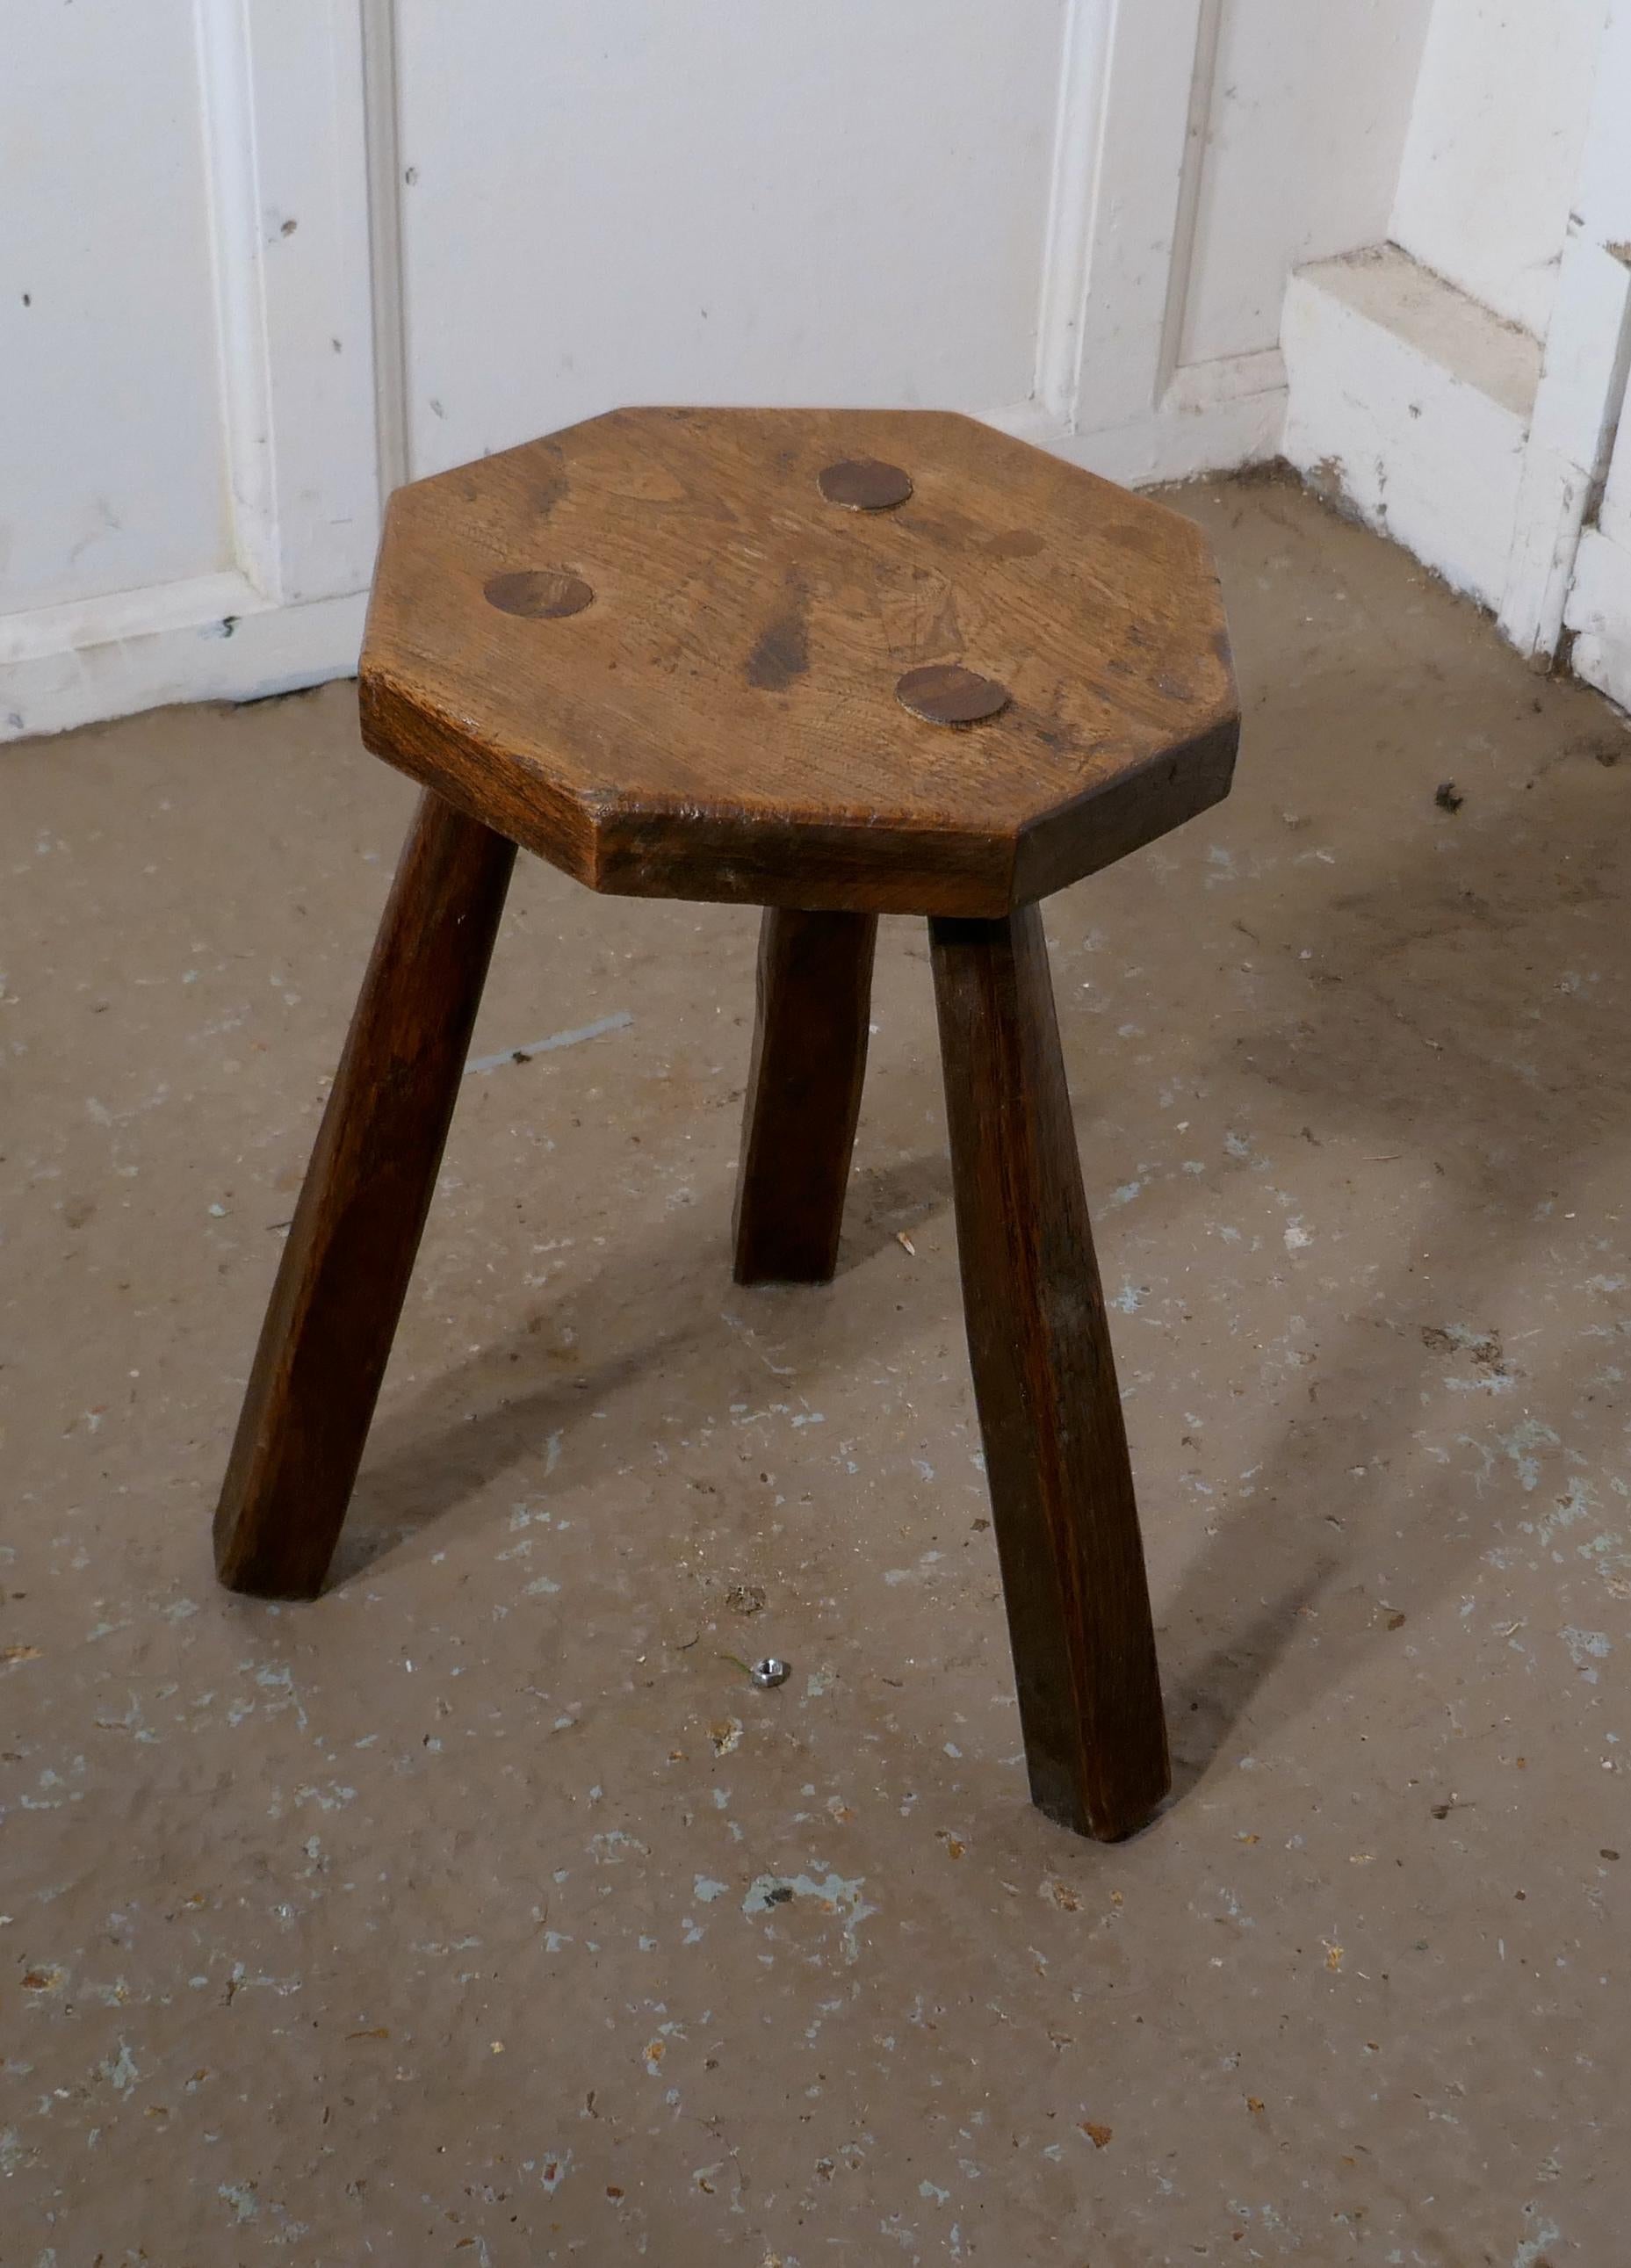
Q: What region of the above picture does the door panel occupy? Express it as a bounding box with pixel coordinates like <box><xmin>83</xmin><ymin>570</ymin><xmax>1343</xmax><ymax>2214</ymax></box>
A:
<box><xmin>393</xmin><ymin>0</ymin><xmax>1066</xmax><ymax>478</ymax></box>
<box><xmin>3</xmin><ymin>0</ymin><xmax>232</xmax><ymax>613</ymax></box>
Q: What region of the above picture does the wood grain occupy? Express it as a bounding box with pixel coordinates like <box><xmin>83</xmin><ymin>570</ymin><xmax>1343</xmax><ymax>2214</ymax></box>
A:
<box><xmin>360</xmin><ymin>407</ymin><xmax>1238</xmax><ymax>916</ymax></box>
<box><xmin>733</xmin><ymin>908</ymin><xmax>877</xmax><ymax>1283</ymax></box>
<box><xmin>213</xmin><ymin>790</ymin><xmax>516</xmax><ymax>1599</ymax></box>
<box><xmin>931</xmin><ymin>904</ymin><xmax>1170</xmax><ymax>1840</ymax></box>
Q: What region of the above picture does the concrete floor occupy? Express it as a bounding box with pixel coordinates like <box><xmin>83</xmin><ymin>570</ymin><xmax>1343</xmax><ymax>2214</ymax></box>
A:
<box><xmin>4</xmin><ymin>473</ymin><xmax>1630</xmax><ymax>2266</ymax></box>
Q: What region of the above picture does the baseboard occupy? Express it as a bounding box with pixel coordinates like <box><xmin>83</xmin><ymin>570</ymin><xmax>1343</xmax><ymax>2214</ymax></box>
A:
<box><xmin>985</xmin><ymin>368</ymin><xmax>1287</xmax><ymax>489</ymax></box>
<box><xmin>2</xmin><ymin>582</ymin><xmax>368</xmax><ymax>745</ymax></box>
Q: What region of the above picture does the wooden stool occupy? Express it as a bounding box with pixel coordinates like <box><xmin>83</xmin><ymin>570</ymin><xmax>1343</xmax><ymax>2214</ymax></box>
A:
<box><xmin>213</xmin><ymin>408</ymin><xmax>1238</xmax><ymax>1841</ymax></box>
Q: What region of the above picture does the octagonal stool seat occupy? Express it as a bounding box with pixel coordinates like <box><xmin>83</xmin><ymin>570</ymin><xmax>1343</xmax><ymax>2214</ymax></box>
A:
<box><xmin>213</xmin><ymin>408</ymin><xmax>1239</xmax><ymax>1842</ymax></box>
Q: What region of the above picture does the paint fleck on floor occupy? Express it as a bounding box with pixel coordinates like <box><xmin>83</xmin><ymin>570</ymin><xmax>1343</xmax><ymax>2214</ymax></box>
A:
<box><xmin>4</xmin><ymin>473</ymin><xmax>1629</xmax><ymax>2264</ymax></box>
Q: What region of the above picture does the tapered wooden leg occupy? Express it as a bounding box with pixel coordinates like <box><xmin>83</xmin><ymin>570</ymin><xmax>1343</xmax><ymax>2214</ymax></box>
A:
<box><xmin>213</xmin><ymin>790</ymin><xmax>517</xmax><ymax>1599</ymax></box>
<box><xmin>930</xmin><ymin>904</ymin><xmax>1169</xmax><ymax>1840</ymax></box>
<box><xmin>733</xmin><ymin>907</ymin><xmax>877</xmax><ymax>1284</ymax></box>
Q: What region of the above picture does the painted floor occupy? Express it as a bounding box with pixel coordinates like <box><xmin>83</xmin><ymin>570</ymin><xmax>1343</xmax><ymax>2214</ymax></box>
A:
<box><xmin>4</xmin><ymin>473</ymin><xmax>1629</xmax><ymax>2266</ymax></box>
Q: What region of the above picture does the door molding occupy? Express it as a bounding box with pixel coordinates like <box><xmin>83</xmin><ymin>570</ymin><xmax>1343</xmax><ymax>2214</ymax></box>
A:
<box><xmin>1017</xmin><ymin>0</ymin><xmax>1285</xmax><ymax>488</ymax></box>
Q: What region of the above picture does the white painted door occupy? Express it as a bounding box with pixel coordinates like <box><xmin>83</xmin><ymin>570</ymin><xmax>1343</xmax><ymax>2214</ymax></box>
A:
<box><xmin>2</xmin><ymin>0</ymin><xmax>382</xmax><ymax>743</ymax></box>
<box><xmin>14</xmin><ymin>0</ymin><xmax>1621</xmax><ymax>745</ymax></box>
<box><xmin>383</xmin><ymin>0</ymin><xmax>1443</xmax><ymax>491</ymax></box>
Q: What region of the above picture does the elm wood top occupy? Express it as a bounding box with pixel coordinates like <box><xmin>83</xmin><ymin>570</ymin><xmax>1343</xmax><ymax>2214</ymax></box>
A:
<box><xmin>359</xmin><ymin>407</ymin><xmax>1239</xmax><ymax>917</ymax></box>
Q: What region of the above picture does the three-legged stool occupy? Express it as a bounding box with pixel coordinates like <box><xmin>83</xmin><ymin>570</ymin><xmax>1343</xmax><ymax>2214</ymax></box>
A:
<box><xmin>213</xmin><ymin>408</ymin><xmax>1239</xmax><ymax>1841</ymax></box>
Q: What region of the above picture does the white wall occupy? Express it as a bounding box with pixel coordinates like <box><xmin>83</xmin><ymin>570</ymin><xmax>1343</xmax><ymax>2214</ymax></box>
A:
<box><xmin>1281</xmin><ymin>0</ymin><xmax>1631</xmax><ymax>697</ymax></box>
<box><xmin>1391</xmin><ymin>0</ymin><xmax>1604</xmax><ymax>337</ymax></box>
<box><xmin>1003</xmin><ymin>0</ymin><xmax>1434</xmax><ymax>486</ymax></box>
<box><xmin>3</xmin><ymin>0</ymin><xmax>232</xmax><ymax>615</ymax></box>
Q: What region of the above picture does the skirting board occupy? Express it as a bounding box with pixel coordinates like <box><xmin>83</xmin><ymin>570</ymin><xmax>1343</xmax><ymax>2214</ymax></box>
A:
<box><xmin>987</xmin><ymin>371</ymin><xmax>1287</xmax><ymax>491</ymax></box>
<box><xmin>2</xmin><ymin>585</ymin><xmax>369</xmax><ymax>746</ymax></box>
<box><xmin>1281</xmin><ymin>245</ymin><xmax>1540</xmax><ymax>615</ymax></box>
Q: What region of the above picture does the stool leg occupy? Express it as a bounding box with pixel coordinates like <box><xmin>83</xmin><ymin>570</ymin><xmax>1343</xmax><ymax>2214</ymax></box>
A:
<box><xmin>930</xmin><ymin>905</ymin><xmax>1169</xmax><ymax>1840</ymax></box>
<box><xmin>213</xmin><ymin>789</ymin><xmax>516</xmax><ymax>1599</ymax></box>
<box><xmin>733</xmin><ymin>907</ymin><xmax>877</xmax><ymax>1284</ymax></box>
